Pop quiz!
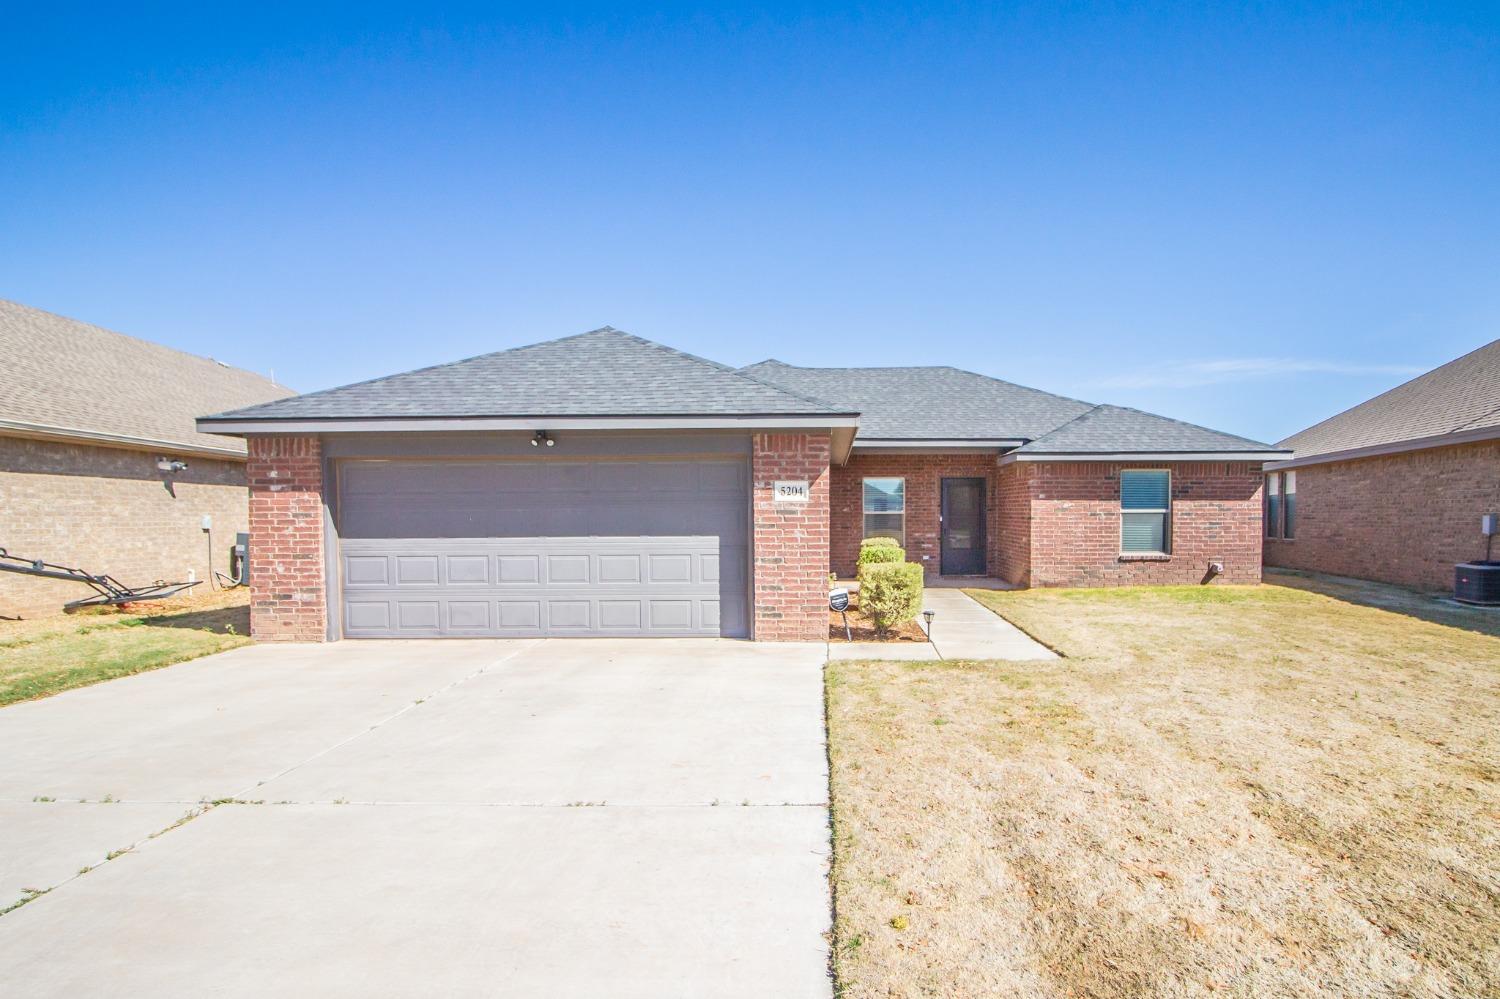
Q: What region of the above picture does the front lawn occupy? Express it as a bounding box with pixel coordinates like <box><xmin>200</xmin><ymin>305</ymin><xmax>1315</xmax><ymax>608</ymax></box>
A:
<box><xmin>0</xmin><ymin>590</ymin><xmax>251</xmax><ymax>706</ymax></box>
<box><xmin>827</xmin><ymin>573</ymin><xmax>1500</xmax><ymax>997</ymax></box>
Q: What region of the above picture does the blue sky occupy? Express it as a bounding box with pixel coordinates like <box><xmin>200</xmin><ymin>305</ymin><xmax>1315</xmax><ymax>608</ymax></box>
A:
<box><xmin>3</xmin><ymin>3</ymin><xmax>1496</xmax><ymax>443</ymax></box>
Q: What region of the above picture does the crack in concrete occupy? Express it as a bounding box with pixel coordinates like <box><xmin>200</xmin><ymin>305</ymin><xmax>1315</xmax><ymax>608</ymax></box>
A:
<box><xmin>1</xmin><ymin>641</ymin><xmax>542</xmax><ymax>918</ymax></box>
<box><xmin>233</xmin><ymin>639</ymin><xmax>541</xmax><ymax>799</ymax></box>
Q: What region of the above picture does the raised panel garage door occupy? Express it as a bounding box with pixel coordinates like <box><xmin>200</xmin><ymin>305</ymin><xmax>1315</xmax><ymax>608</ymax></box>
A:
<box><xmin>335</xmin><ymin>458</ymin><xmax>749</xmax><ymax>638</ymax></box>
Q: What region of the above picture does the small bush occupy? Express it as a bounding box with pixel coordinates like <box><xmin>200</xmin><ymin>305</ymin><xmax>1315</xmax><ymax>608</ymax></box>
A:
<box><xmin>859</xmin><ymin>562</ymin><xmax>924</xmax><ymax>635</ymax></box>
<box><xmin>857</xmin><ymin>543</ymin><xmax>905</xmax><ymax>567</ymax></box>
<box><xmin>861</xmin><ymin>536</ymin><xmax>901</xmax><ymax>549</ymax></box>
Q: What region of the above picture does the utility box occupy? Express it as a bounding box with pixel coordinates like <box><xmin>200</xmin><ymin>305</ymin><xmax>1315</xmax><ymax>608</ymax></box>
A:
<box><xmin>234</xmin><ymin>532</ymin><xmax>250</xmax><ymax>585</ymax></box>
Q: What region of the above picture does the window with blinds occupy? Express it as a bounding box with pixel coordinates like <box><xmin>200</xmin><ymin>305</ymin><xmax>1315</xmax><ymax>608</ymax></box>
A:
<box><xmin>1265</xmin><ymin>472</ymin><xmax>1281</xmax><ymax>537</ymax></box>
<box><xmin>1266</xmin><ymin>470</ymin><xmax>1295</xmax><ymax>539</ymax></box>
<box><xmin>863</xmin><ymin>477</ymin><xmax>906</xmax><ymax>546</ymax></box>
<box><xmin>1121</xmin><ymin>470</ymin><xmax>1170</xmax><ymax>554</ymax></box>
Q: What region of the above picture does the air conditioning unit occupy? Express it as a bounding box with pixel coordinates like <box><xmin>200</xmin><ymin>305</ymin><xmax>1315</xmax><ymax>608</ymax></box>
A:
<box><xmin>1455</xmin><ymin>562</ymin><xmax>1500</xmax><ymax>606</ymax></box>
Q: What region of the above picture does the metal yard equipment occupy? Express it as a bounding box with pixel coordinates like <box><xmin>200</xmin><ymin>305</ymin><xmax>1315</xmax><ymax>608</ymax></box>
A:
<box><xmin>0</xmin><ymin>548</ymin><xmax>201</xmax><ymax>610</ymax></box>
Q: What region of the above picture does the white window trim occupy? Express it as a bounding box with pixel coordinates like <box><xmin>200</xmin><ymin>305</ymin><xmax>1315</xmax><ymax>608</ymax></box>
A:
<box><xmin>862</xmin><ymin>476</ymin><xmax>906</xmax><ymax>547</ymax></box>
<box><xmin>1265</xmin><ymin>470</ymin><xmax>1295</xmax><ymax>541</ymax></box>
<box><xmin>1120</xmin><ymin>468</ymin><xmax>1171</xmax><ymax>556</ymax></box>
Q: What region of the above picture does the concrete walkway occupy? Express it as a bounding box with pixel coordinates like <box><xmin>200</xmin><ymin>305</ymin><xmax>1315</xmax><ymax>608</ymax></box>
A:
<box><xmin>0</xmin><ymin>639</ymin><xmax>832</xmax><ymax>998</ymax></box>
<box><xmin>921</xmin><ymin>588</ymin><xmax>1057</xmax><ymax>659</ymax></box>
<box><xmin>827</xmin><ymin>587</ymin><xmax>1056</xmax><ymax>661</ymax></box>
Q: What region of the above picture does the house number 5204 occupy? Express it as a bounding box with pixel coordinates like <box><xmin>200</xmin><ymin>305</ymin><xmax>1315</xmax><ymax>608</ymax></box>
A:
<box><xmin>773</xmin><ymin>480</ymin><xmax>810</xmax><ymax>503</ymax></box>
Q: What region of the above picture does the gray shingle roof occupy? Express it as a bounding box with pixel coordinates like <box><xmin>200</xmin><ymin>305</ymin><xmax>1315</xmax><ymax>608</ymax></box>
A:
<box><xmin>208</xmin><ymin>328</ymin><xmax>850</xmax><ymax>421</ymax></box>
<box><xmin>743</xmin><ymin>360</ymin><xmax>1279</xmax><ymax>453</ymax></box>
<box><xmin>739</xmin><ymin>361</ymin><xmax>1095</xmax><ymax>440</ymax></box>
<box><xmin>1015</xmin><ymin>404</ymin><xmax>1279</xmax><ymax>454</ymax></box>
<box><xmin>1279</xmin><ymin>339</ymin><xmax>1500</xmax><ymax>458</ymax></box>
<box><xmin>0</xmin><ymin>298</ymin><xmax>293</xmax><ymax>457</ymax></box>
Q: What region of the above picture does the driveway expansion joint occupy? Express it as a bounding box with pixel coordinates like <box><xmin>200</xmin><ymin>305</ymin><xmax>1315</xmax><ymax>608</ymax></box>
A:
<box><xmin>233</xmin><ymin>639</ymin><xmax>541</xmax><ymax>799</ymax></box>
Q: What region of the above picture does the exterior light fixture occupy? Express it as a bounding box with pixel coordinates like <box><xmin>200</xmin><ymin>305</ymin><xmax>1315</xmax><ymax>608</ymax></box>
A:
<box><xmin>531</xmin><ymin>431</ymin><xmax>555</xmax><ymax>448</ymax></box>
<box><xmin>156</xmin><ymin>457</ymin><xmax>188</xmax><ymax>473</ymax></box>
<box><xmin>922</xmin><ymin>609</ymin><xmax>935</xmax><ymax>640</ymax></box>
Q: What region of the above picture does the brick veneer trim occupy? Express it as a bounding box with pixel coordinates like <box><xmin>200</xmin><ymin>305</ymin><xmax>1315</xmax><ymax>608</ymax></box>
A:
<box><xmin>752</xmin><ymin>433</ymin><xmax>831</xmax><ymax>641</ymax></box>
<box><xmin>247</xmin><ymin>435</ymin><xmax>327</xmax><ymax>642</ymax></box>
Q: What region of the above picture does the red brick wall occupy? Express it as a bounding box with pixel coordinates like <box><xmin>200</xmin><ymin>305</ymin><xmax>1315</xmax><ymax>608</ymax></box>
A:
<box><xmin>993</xmin><ymin>462</ymin><xmax>1033</xmax><ymax>586</ymax></box>
<box><xmin>1265</xmin><ymin>440</ymin><xmax>1500</xmax><ymax>590</ymax></box>
<box><xmin>829</xmin><ymin>453</ymin><xmax>1001</xmax><ymax>579</ymax></box>
<box><xmin>1028</xmin><ymin>461</ymin><xmax>1264</xmax><ymax>586</ymax></box>
<box><xmin>247</xmin><ymin>436</ymin><xmax>326</xmax><ymax>642</ymax></box>
<box><xmin>752</xmin><ymin>433</ymin><xmax>831</xmax><ymax>641</ymax></box>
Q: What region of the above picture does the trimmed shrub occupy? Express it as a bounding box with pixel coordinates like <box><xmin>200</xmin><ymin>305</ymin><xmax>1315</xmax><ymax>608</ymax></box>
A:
<box><xmin>857</xmin><ymin>542</ymin><xmax>905</xmax><ymax>567</ymax></box>
<box><xmin>860</xmin><ymin>536</ymin><xmax>901</xmax><ymax>549</ymax></box>
<box><xmin>859</xmin><ymin>562</ymin><xmax>924</xmax><ymax>635</ymax></box>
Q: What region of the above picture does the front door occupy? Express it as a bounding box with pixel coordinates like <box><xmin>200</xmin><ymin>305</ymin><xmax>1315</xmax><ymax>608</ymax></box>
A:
<box><xmin>940</xmin><ymin>477</ymin><xmax>986</xmax><ymax>575</ymax></box>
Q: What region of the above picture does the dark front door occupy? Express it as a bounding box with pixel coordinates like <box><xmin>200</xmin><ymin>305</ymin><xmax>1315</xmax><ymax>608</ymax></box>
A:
<box><xmin>940</xmin><ymin>477</ymin><xmax>986</xmax><ymax>576</ymax></box>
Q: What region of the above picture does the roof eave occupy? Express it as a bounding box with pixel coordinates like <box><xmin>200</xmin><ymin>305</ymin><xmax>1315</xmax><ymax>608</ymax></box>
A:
<box><xmin>1001</xmin><ymin>449</ymin><xmax>1291</xmax><ymax>464</ymax></box>
<box><xmin>0</xmin><ymin>419</ymin><xmax>248</xmax><ymax>460</ymax></box>
<box><xmin>1266</xmin><ymin>424</ymin><xmax>1500</xmax><ymax>470</ymax></box>
<box><xmin>851</xmin><ymin>438</ymin><xmax>1028</xmax><ymax>451</ymax></box>
<box><xmin>196</xmin><ymin>413</ymin><xmax>862</xmax><ymax>435</ymax></box>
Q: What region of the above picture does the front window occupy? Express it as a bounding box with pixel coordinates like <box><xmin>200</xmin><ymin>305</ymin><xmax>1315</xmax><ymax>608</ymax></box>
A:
<box><xmin>1265</xmin><ymin>472</ymin><xmax>1282</xmax><ymax>538</ymax></box>
<box><xmin>1266</xmin><ymin>471</ymin><xmax>1295</xmax><ymax>539</ymax></box>
<box><xmin>1120</xmin><ymin>470</ymin><xmax>1170</xmax><ymax>554</ymax></box>
<box><xmin>863</xmin><ymin>477</ymin><xmax>905</xmax><ymax>546</ymax></box>
<box><xmin>1282</xmin><ymin>471</ymin><xmax>1296</xmax><ymax>539</ymax></box>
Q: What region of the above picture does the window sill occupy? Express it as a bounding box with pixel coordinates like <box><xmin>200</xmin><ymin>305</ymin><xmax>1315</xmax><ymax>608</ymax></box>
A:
<box><xmin>1118</xmin><ymin>553</ymin><xmax>1171</xmax><ymax>562</ymax></box>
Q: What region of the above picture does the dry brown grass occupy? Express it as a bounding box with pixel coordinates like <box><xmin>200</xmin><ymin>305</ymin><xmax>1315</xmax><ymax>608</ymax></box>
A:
<box><xmin>827</xmin><ymin>572</ymin><xmax>1500</xmax><ymax>998</ymax></box>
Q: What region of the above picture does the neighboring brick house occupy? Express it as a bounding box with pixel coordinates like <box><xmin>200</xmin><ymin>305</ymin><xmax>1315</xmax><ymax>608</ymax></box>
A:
<box><xmin>198</xmin><ymin>328</ymin><xmax>1286</xmax><ymax>643</ymax></box>
<box><xmin>0</xmin><ymin>299</ymin><xmax>293</xmax><ymax>618</ymax></box>
<box><xmin>1265</xmin><ymin>339</ymin><xmax>1500</xmax><ymax>590</ymax></box>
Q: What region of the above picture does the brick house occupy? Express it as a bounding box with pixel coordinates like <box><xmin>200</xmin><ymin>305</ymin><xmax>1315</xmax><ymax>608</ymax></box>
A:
<box><xmin>0</xmin><ymin>300</ymin><xmax>293</xmax><ymax>618</ymax></box>
<box><xmin>197</xmin><ymin>328</ymin><xmax>1287</xmax><ymax>643</ymax></box>
<box><xmin>1265</xmin><ymin>339</ymin><xmax>1500</xmax><ymax>590</ymax></box>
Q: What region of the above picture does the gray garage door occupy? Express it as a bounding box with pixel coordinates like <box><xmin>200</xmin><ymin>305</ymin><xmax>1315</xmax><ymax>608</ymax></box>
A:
<box><xmin>336</xmin><ymin>458</ymin><xmax>749</xmax><ymax>638</ymax></box>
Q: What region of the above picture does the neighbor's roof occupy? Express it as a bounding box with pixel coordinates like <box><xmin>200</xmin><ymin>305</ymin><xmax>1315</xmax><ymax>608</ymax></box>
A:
<box><xmin>739</xmin><ymin>361</ymin><xmax>1094</xmax><ymax>440</ymax></box>
<box><xmin>1279</xmin><ymin>339</ymin><xmax>1500</xmax><ymax>460</ymax></box>
<box><xmin>744</xmin><ymin>360</ymin><xmax>1281</xmax><ymax>455</ymax></box>
<box><xmin>205</xmin><ymin>328</ymin><xmax>852</xmax><ymax>423</ymax></box>
<box><xmin>1014</xmin><ymin>404</ymin><xmax>1279</xmax><ymax>455</ymax></box>
<box><xmin>0</xmin><ymin>298</ymin><xmax>292</xmax><ymax>458</ymax></box>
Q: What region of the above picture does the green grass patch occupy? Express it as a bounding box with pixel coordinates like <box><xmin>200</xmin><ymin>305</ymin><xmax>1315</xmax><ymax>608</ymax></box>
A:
<box><xmin>0</xmin><ymin>603</ymin><xmax>250</xmax><ymax>706</ymax></box>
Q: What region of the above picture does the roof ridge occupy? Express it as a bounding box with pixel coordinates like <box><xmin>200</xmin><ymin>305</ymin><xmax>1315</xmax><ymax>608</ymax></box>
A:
<box><xmin>580</xmin><ymin>332</ymin><xmax>847</xmax><ymax>413</ymax></box>
<box><xmin>215</xmin><ymin>327</ymin><xmax>626</xmax><ymax>415</ymax></box>
<box><xmin>1020</xmin><ymin>403</ymin><xmax>1106</xmax><ymax>447</ymax></box>
<box><xmin>743</xmin><ymin>359</ymin><xmax>1098</xmax><ymax>410</ymax></box>
<box><xmin>0</xmin><ymin>297</ymin><xmax>281</xmax><ymax>388</ymax></box>
<box><xmin>1096</xmin><ymin>403</ymin><xmax>1276</xmax><ymax>448</ymax></box>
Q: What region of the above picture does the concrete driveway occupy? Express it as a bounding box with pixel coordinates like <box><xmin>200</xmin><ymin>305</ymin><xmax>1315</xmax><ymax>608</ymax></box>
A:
<box><xmin>0</xmin><ymin>639</ymin><xmax>831</xmax><ymax>997</ymax></box>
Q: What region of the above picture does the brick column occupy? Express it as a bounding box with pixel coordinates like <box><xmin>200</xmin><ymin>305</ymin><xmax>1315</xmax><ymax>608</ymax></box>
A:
<box><xmin>247</xmin><ymin>436</ymin><xmax>327</xmax><ymax>642</ymax></box>
<box><xmin>752</xmin><ymin>433</ymin><xmax>831</xmax><ymax>641</ymax></box>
